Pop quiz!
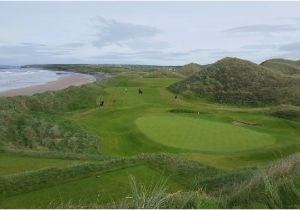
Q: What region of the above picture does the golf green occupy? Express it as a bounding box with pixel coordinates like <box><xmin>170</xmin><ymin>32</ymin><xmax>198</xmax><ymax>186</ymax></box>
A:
<box><xmin>135</xmin><ymin>115</ymin><xmax>276</xmax><ymax>153</ymax></box>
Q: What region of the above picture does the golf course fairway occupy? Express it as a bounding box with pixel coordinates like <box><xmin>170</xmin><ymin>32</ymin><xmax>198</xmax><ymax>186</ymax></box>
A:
<box><xmin>135</xmin><ymin>115</ymin><xmax>276</xmax><ymax>153</ymax></box>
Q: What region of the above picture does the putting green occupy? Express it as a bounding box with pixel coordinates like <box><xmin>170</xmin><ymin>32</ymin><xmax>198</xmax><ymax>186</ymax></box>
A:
<box><xmin>135</xmin><ymin>115</ymin><xmax>276</xmax><ymax>153</ymax></box>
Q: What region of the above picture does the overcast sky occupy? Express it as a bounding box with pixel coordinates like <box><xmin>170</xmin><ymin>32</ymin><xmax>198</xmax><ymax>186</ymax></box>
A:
<box><xmin>1</xmin><ymin>1</ymin><xmax>300</xmax><ymax>65</ymax></box>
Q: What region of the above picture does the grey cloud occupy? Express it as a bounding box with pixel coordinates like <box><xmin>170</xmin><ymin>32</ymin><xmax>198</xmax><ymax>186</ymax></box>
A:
<box><xmin>276</xmin><ymin>42</ymin><xmax>300</xmax><ymax>60</ymax></box>
<box><xmin>90</xmin><ymin>51</ymin><xmax>185</xmax><ymax>65</ymax></box>
<box><xmin>92</xmin><ymin>17</ymin><xmax>161</xmax><ymax>48</ymax></box>
<box><xmin>94</xmin><ymin>51</ymin><xmax>187</xmax><ymax>61</ymax></box>
<box><xmin>62</xmin><ymin>42</ymin><xmax>85</xmax><ymax>48</ymax></box>
<box><xmin>0</xmin><ymin>43</ymin><xmax>87</xmax><ymax>65</ymax></box>
<box><xmin>91</xmin><ymin>48</ymin><xmax>219</xmax><ymax>65</ymax></box>
<box><xmin>240</xmin><ymin>44</ymin><xmax>278</xmax><ymax>50</ymax></box>
<box><xmin>279</xmin><ymin>42</ymin><xmax>300</xmax><ymax>52</ymax></box>
<box><xmin>292</xmin><ymin>17</ymin><xmax>300</xmax><ymax>22</ymax></box>
<box><xmin>188</xmin><ymin>49</ymin><xmax>216</xmax><ymax>54</ymax></box>
<box><xmin>0</xmin><ymin>42</ymin><xmax>85</xmax><ymax>58</ymax></box>
<box><xmin>225</xmin><ymin>24</ymin><xmax>299</xmax><ymax>34</ymax></box>
<box><xmin>0</xmin><ymin>43</ymin><xmax>55</xmax><ymax>57</ymax></box>
<box><xmin>123</xmin><ymin>40</ymin><xmax>170</xmax><ymax>50</ymax></box>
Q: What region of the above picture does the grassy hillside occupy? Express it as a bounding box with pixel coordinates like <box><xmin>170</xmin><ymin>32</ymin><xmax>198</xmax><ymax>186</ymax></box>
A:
<box><xmin>0</xmin><ymin>111</ymin><xmax>99</xmax><ymax>154</ymax></box>
<box><xmin>0</xmin><ymin>81</ymin><xmax>107</xmax><ymax>156</ymax></box>
<box><xmin>169</xmin><ymin>57</ymin><xmax>300</xmax><ymax>105</ymax></box>
<box><xmin>261</xmin><ymin>59</ymin><xmax>300</xmax><ymax>76</ymax></box>
<box><xmin>176</xmin><ymin>63</ymin><xmax>205</xmax><ymax>76</ymax></box>
<box><xmin>0</xmin><ymin>64</ymin><xmax>299</xmax><ymax>208</ymax></box>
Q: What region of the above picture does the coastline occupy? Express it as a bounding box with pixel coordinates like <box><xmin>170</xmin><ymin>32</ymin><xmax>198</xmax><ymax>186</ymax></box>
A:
<box><xmin>0</xmin><ymin>73</ymin><xmax>99</xmax><ymax>97</ymax></box>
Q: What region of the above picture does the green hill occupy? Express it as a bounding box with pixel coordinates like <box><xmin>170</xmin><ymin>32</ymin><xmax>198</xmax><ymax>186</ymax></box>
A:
<box><xmin>261</xmin><ymin>59</ymin><xmax>300</xmax><ymax>76</ymax></box>
<box><xmin>176</xmin><ymin>63</ymin><xmax>205</xmax><ymax>76</ymax></box>
<box><xmin>169</xmin><ymin>57</ymin><xmax>300</xmax><ymax>105</ymax></box>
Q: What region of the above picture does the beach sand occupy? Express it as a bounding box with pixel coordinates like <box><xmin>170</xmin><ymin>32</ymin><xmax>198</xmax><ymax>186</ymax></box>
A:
<box><xmin>0</xmin><ymin>74</ymin><xmax>97</xmax><ymax>97</ymax></box>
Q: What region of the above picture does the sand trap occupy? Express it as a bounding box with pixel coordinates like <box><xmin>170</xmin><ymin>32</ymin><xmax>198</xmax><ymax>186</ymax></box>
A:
<box><xmin>232</xmin><ymin>120</ymin><xmax>259</xmax><ymax>126</ymax></box>
<box><xmin>0</xmin><ymin>74</ymin><xmax>96</xmax><ymax>97</ymax></box>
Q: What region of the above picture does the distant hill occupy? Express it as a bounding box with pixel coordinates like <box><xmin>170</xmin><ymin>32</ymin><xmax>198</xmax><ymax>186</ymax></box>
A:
<box><xmin>22</xmin><ymin>64</ymin><xmax>181</xmax><ymax>73</ymax></box>
<box><xmin>169</xmin><ymin>57</ymin><xmax>300</xmax><ymax>105</ymax></box>
<box><xmin>260</xmin><ymin>59</ymin><xmax>300</xmax><ymax>76</ymax></box>
<box><xmin>176</xmin><ymin>63</ymin><xmax>206</xmax><ymax>76</ymax></box>
<box><xmin>0</xmin><ymin>65</ymin><xmax>17</xmax><ymax>69</ymax></box>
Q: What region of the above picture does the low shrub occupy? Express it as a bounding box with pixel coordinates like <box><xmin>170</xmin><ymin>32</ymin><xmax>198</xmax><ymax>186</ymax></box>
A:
<box><xmin>0</xmin><ymin>111</ymin><xmax>99</xmax><ymax>154</ymax></box>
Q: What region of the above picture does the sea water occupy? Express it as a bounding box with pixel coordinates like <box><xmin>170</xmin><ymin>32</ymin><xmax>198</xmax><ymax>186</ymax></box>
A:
<box><xmin>0</xmin><ymin>67</ymin><xmax>71</xmax><ymax>92</ymax></box>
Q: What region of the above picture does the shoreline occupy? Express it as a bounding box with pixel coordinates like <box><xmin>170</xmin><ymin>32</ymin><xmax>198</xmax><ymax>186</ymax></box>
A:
<box><xmin>0</xmin><ymin>73</ymin><xmax>102</xmax><ymax>97</ymax></box>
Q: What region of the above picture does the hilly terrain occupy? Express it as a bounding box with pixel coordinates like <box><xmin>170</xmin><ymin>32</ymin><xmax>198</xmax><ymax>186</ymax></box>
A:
<box><xmin>176</xmin><ymin>63</ymin><xmax>206</xmax><ymax>76</ymax></box>
<box><xmin>0</xmin><ymin>59</ymin><xmax>299</xmax><ymax>208</ymax></box>
<box><xmin>261</xmin><ymin>59</ymin><xmax>300</xmax><ymax>77</ymax></box>
<box><xmin>169</xmin><ymin>57</ymin><xmax>300</xmax><ymax>106</ymax></box>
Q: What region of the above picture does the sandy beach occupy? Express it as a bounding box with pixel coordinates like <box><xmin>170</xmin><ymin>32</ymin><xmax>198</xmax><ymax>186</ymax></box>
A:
<box><xmin>0</xmin><ymin>74</ymin><xmax>97</xmax><ymax>97</ymax></box>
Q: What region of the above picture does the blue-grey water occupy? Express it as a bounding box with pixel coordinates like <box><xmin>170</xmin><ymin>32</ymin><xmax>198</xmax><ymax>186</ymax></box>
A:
<box><xmin>0</xmin><ymin>67</ymin><xmax>71</xmax><ymax>92</ymax></box>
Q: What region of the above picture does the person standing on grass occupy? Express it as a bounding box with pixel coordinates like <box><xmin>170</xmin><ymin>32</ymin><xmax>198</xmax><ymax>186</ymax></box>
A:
<box><xmin>99</xmin><ymin>100</ymin><xmax>104</xmax><ymax>108</ymax></box>
<box><xmin>138</xmin><ymin>88</ymin><xmax>143</xmax><ymax>95</ymax></box>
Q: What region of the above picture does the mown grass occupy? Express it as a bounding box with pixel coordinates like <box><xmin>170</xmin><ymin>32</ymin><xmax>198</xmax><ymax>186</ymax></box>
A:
<box><xmin>69</xmin><ymin>76</ymin><xmax>300</xmax><ymax>168</ymax></box>
<box><xmin>135</xmin><ymin>115</ymin><xmax>276</xmax><ymax>153</ymax></box>
<box><xmin>0</xmin><ymin>152</ymin><xmax>85</xmax><ymax>176</ymax></box>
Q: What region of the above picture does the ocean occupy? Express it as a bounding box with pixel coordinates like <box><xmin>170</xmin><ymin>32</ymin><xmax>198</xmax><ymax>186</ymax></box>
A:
<box><xmin>0</xmin><ymin>67</ymin><xmax>71</xmax><ymax>92</ymax></box>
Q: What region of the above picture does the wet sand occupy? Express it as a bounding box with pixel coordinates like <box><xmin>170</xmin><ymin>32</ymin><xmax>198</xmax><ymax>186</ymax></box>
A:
<box><xmin>0</xmin><ymin>74</ymin><xmax>97</xmax><ymax>97</ymax></box>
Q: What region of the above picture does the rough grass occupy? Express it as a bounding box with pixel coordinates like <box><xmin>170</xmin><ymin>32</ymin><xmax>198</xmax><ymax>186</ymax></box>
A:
<box><xmin>269</xmin><ymin>104</ymin><xmax>300</xmax><ymax>120</ymax></box>
<box><xmin>0</xmin><ymin>111</ymin><xmax>100</xmax><ymax>154</ymax></box>
<box><xmin>0</xmin><ymin>152</ymin><xmax>86</xmax><ymax>176</ymax></box>
<box><xmin>261</xmin><ymin>58</ymin><xmax>300</xmax><ymax>76</ymax></box>
<box><xmin>225</xmin><ymin>153</ymin><xmax>300</xmax><ymax>208</ymax></box>
<box><xmin>169</xmin><ymin>57</ymin><xmax>300</xmax><ymax>106</ymax></box>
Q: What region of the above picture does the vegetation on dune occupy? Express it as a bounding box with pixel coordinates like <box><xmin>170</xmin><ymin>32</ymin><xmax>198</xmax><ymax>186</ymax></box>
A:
<box><xmin>106</xmin><ymin>175</ymin><xmax>220</xmax><ymax>209</ymax></box>
<box><xmin>176</xmin><ymin>63</ymin><xmax>206</xmax><ymax>76</ymax></box>
<box><xmin>0</xmin><ymin>111</ymin><xmax>99</xmax><ymax>153</ymax></box>
<box><xmin>0</xmin><ymin>81</ymin><xmax>106</xmax><ymax>113</ymax></box>
<box><xmin>169</xmin><ymin>57</ymin><xmax>300</xmax><ymax>105</ymax></box>
<box><xmin>261</xmin><ymin>58</ymin><xmax>300</xmax><ymax>76</ymax></box>
<box><xmin>226</xmin><ymin>153</ymin><xmax>300</xmax><ymax>208</ymax></box>
<box><xmin>269</xmin><ymin>104</ymin><xmax>300</xmax><ymax>120</ymax></box>
<box><xmin>0</xmin><ymin>81</ymin><xmax>106</xmax><ymax>155</ymax></box>
<box><xmin>48</xmin><ymin>181</ymin><xmax>220</xmax><ymax>209</ymax></box>
<box><xmin>133</xmin><ymin>153</ymin><xmax>300</xmax><ymax>209</ymax></box>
